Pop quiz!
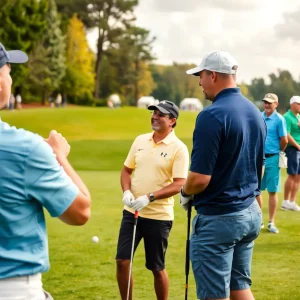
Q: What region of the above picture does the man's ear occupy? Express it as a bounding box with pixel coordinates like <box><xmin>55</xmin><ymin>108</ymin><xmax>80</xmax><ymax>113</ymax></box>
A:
<box><xmin>211</xmin><ymin>71</ymin><xmax>217</xmax><ymax>82</ymax></box>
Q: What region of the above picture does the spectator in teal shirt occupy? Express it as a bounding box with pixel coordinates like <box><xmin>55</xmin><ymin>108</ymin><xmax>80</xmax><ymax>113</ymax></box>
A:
<box><xmin>0</xmin><ymin>42</ymin><xmax>91</xmax><ymax>299</ymax></box>
<box><xmin>256</xmin><ymin>93</ymin><xmax>287</xmax><ymax>234</ymax></box>
<box><xmin>281</xmin><ymin>96</ymin><xmax>300</xmax><ymax>212</ymax></box>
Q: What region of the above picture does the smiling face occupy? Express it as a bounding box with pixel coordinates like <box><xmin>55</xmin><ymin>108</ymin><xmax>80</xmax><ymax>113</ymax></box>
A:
<box><xmin>291</xmin><ymin>102</ymin><xmax>300</xmax><ymax>114</ymax></box>
<box><xmin>0</xmin><ymin>64</ymin><xmax>12</xmax><ymax>109</ymax></box>
<box><xmin>151</xmin><ymin>110</ymin><xmax>176</xmax><ymax>133</ymax></box>
<box><xmin>263</xmin><ymin>100</ymin><xmax>278</xmax><ymax>116</ymax></box>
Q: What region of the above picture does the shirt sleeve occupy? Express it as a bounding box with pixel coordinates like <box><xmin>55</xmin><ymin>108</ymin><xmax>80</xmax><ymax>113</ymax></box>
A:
<box><xmin>190</xmin><ymin>111</ymin><xmax>222</xmax><ymax>175</ymax></box>
<box><xmin>284</xmin><ymin>115</ymin><xmax>291</xmax><ymax>133</ymax></box>
<box><xmin>172</xmin><ymin>145</ymin><xmax>189</xmax><ymax>179</ymax></box>
<box><xmin>124</xmin><ymin>138</ymin><xmax>138</xmax><ymax>169</ymax></box>
<box><xmin>278</xmin><ymin>116</ymin><xmax>287</xmax><ymax>137</ymax></box>
<box><xmin>24</xmin><ymin>140</ymin><xmax>79</xmax><ymax>217</ymax></box>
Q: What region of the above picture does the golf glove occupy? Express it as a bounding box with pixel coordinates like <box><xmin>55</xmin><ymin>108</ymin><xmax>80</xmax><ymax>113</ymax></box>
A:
<box><xmin>180</xmin><ymin>187</ymin><xmax>193</xmax><ymax>211</ymax></box>
<box><xmin>131</xmin><ymin>195</ymin><xmax>150</xmax><ymax>211</ymax></box>
<box><xmin>123</xmin><ymin>190</ymin><xmax>135</xmax><ymax>207</ymax></box>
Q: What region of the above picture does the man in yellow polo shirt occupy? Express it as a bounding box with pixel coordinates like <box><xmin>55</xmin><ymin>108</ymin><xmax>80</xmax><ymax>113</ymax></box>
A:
<box><xmin>116</xmin><ymin>100</ymin><xmax>189</xmax><ymax>300</ymax></box>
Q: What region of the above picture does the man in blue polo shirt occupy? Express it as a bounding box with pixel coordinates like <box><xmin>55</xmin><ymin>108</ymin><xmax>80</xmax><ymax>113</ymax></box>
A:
<box><xmin>180</xmin><ymin>50</ymin><xmax>266</xmax><ymax>300</ymax></box>
<box><xmin>0</xmin><ymin>42</ymin><xmax>91</xmax><ymax>299</ymax></box>
<box><xmin>256</xmin><ymin>93</ymin><xmax>287</xmax><ymax>233</ymax></box>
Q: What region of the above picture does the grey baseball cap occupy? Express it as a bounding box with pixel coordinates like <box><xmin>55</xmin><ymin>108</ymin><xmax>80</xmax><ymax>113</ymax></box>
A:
<box><xmin>148</xmin><ymin>100</ymin><xmax>179</xmax><ymax>118</ymax></box>
<box><xmin>0</xmin><ymin>42</ymin><xmax>28</xmax><ymax>69</ymax></box>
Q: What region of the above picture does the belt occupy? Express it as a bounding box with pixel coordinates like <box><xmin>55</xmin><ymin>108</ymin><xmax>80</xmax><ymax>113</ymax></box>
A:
<box><xmin>265</xmin><ymin>153</ymin><xmax>278</xmax><ymax>158</ymax></box>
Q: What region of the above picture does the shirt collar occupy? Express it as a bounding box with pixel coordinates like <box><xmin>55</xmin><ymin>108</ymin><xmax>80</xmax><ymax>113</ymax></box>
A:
<box><xmin>149</xmin><ymin>130</ymin><xmax>176</xmax><ymax>145</ymax></box>
<box><xmin>213</xmin><ymin>88</ymin><xmax>241</xmax><ymax>103</ymax></box>
<box><xmin>263</xmin><ymin>110</ymin><xmax>277</xmax><ymax>120</ymax></box>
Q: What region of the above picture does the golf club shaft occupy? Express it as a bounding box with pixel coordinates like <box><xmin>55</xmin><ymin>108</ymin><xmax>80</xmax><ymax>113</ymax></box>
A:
<box><xmin>126</xmin><ymin>210</ymin><xmax>139</xmax><ymax>300</ymax></box>
<box><xmin>185</xmin><ymin>203</ymin><xmax>192</xmax><ymax>300</ymax></box>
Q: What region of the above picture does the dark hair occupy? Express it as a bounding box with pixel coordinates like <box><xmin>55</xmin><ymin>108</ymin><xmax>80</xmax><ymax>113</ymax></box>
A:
<box><xmin>169</xmin><ymin>113</ymin><xmax>177</xmax><ymax>128</ymax></box>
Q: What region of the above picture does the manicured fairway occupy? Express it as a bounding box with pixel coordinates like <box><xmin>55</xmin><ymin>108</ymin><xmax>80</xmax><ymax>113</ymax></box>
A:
<box><xmin>1</xmin><ymin>107</ymin><xmax>300</xmax><ymax>299</ymax></box>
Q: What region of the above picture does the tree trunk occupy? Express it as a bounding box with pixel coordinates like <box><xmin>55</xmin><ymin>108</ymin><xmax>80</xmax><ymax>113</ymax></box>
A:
<box><xmin>42</xmin><ymin>91</ymin><xmax>46</xmax><ymax>105</ymax></box>
<box><xmin>94</xmin><ymin>32</ymin><xmax>104</xmax><ymax>99</ymax></box>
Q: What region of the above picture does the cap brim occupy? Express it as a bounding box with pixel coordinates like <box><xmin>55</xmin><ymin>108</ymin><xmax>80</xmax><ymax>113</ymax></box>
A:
<box><xmin>186</xmin><ymin>66</ymin><xmax>203</xmax><ymax>76</ymax></box>
<box><xmin>148</xmin><ymin>105</ymin><xmax>170</xmax><ymax>114</ymax></box>
<box><xmin>262</xmin><ymin>98</ymin><xmax>276</xmax><ymax>103</ymax></box>
<box><xmin>7</xmin><ymin>50</ymin><xmax>28</xmax><ymax>64</ymax></box>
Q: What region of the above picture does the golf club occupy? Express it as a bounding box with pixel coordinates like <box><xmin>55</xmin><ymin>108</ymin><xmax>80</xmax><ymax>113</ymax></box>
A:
<box><xmin>126</xmin><ymin>210</ymin><xmax>139</xmax><ymax>300</ymax></box>
<box><xmin>185</xmin><ymin>202</ymin><xmax>192</xmax><ymax>300</ymax></box>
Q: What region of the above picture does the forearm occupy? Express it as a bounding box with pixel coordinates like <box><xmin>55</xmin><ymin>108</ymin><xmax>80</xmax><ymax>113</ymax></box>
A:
<box><xmin>121</xmin><ymin>169</ymin><xmax>132</xmax><ymax>192</ymax></box>
<box><xmin>57</xmin><ymin>155</ymin><xmax>91</xmax><ymax>199</ymax></box>
<box><xmin>151</xmin><ymin>179</ymin><xmax>185</xmax><ymax>200</ymax></box>
<box><xmin>287</xmin><ymin>134</ymin><xmax>299</xmax><ymax>148</ymax></box>
<box><xmin>183</xmin><ymin>172</ymin><xmax>211</xmax><ymax>195</ymax></box>
<box><xmin>280</xmin><ymin>137</ymin><xmax>288</xmax><ymax>151</ymax></box>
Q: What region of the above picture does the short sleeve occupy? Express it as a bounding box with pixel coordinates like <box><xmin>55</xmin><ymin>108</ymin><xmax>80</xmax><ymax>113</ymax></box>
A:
<box><xmin>24</xmin><ymin>141</ymin><xmax>79</xmax><ymax>217</ymax></box>
<box><xmin>278</xmin><ymin>117</ymin><xmax>287</xmax><ymax>137</ymax></box>
<box><xmin>190</xmin><ymin>111</ymin><xmax>222</xmax><ymax>175</ymax></box>
<box><xmin>172</xmin><ymin>145</ymin><xmax>189</xmax><ymax>179</ymax></box>
<box><xmin>124</xmin><ymin>138</ymin><xmax>138</xmax><ymax>169</ymax></box>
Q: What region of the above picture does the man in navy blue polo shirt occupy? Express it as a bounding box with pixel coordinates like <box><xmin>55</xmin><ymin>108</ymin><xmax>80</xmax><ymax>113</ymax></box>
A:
<box><xmin>0</xmin><ymin>43</ymin><xmax>91</xmax><ymax>299</ymax></box>
<box><xmin>180</xmin><ymin>50</ymin><xmax>266</xmax><ymax>300</ymax></box>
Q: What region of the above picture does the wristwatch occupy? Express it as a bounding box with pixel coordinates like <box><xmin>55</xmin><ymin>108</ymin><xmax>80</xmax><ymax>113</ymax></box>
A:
<box><xmin>149</xmin><ymin>193</ymin><xmax>155</xmax><ymax>202</ymax></box>
<box><xmin>181</xmin><ymin>187</ymin><xmax>190</xmax><ymax>197</ymax></box>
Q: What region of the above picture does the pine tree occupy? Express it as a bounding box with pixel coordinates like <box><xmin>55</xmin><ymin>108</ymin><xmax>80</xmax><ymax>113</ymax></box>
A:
<box><xmin>41</xmin><ymin>0</ymin><xmax>66</xmax><ymax>102</ymax></box>
<box><xmin>0</xmin><ymin>0</ymin><xmax>48</xmax><ymax>88</ymax></box>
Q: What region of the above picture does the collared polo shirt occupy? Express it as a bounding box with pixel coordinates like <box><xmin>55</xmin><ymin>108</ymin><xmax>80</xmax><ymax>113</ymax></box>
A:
<box><xmin>190</xmin><ymin>88</ymin><xmax>266</xmax><ymax>215</ymax></box>
<box><xmin>0</xmin><ymin>121</ymin><xmax>79</xmax><ymax>279</ymax></box>
<box><xmin>262</xmin><ymin>110</ymin><xmax>287</xmax><ymax>154</ymax></box>
<box><xmin>124</xmin><ymin>130</ymin><xmax>189</xmax><ymax>220</ymax></box>
<box><xmin>284</xmin><ymin>109</ymin><xmax>300</xmax><ymax>146</ymax></box>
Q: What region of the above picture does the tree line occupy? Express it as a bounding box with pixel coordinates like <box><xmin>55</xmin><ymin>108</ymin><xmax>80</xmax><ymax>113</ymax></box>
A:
<box><xmin>0</xmin><ymin>0</ymin><xmax>299</xmax><ymax>109</ymax></box>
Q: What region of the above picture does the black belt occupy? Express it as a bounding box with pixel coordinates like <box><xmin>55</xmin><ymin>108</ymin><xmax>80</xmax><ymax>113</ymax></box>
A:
<box><xmin>265</xmin><ymin>153</ymin><xmax>278</xmax><ymax>158</ymax></box>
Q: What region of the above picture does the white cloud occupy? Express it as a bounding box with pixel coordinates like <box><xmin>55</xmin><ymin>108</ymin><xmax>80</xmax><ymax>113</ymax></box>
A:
<box><xmin>87</xmin><ymin>0</ymin><xmax>300</xmax><ymax>84</ymax></box>
<box><xmin>150</xmin><ymin>0</ymin><xmax>261</xmax><ymax>12</ymax></box>
<box><xmin>133</xmin><ymin>0</ymin><xmax>300</xmax><ymax>84</ymax></box>
<box><xmin>275</xmin><ymin>7</ymin><xmax>300</xmax><ymax>41</ymax></box>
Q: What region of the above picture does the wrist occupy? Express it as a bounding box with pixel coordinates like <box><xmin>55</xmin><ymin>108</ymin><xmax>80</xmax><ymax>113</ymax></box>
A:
<box><xmin>56</xmin><ymin>154</ymin><xmax>68</xmax><ymax>165</ymax></box>
<box><xmin>148</xmin><ymin>193</ymin><xmax>155</xmax><ymax>202</ymax></box>
<box><xmin>181</xmin><ymin>186</ymin><xmax>190</xmax><ymax>197</ymax></box>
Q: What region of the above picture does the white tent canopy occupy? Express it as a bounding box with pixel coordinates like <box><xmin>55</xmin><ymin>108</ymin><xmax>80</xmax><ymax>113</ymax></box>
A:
<box><xmin>137</xmin><ymin>96</ymin><xmax>159</xmax><ymax>108</ymax></box>
<box><xmin>180</xmin><ymin>98</ymin><xmax>203</xmax><ymax>111</ymax></box>
<box><xmin>108</xmin><ymin>94</ymin><xmax>121</xmax><ymax>104</ymax></box>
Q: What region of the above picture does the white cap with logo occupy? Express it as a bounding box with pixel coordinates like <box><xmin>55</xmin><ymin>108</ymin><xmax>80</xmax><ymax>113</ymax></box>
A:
<box><xmin>186</xmin><ymin>50</ymin><xmax>238</xmax><ymax>76</ymax></box>
<box><xmin>290</xmin><ymin>96</ymin><xmax>300</xmax><ymax>105</ymax></box>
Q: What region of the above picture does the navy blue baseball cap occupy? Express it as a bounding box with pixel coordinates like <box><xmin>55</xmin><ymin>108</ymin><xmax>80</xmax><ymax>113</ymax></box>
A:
<box><xmin>0</xmin><ymin>42</ymin><xmax>28</xmax><ymax>68</ymax></box>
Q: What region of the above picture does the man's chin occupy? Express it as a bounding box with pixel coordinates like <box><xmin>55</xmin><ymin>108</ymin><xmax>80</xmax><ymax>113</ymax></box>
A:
<box><xmin>0</xmin><ymin>102</ymin><xmax>9</xmax><ymax>111</ymax></box>
<box><xmin>204</xmin><ymin>93</ymin><xmax>213</xmax><ymax>101</ymax></box>
<box><xmin>151</xmin><ymin>125</ymin><xmax>161</xmax><ymax>131</ymax></box>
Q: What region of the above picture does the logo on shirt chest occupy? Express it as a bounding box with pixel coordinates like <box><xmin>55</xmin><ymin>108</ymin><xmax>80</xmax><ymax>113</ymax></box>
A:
<box><xmin>161</xmin><ymin>152</ymin><xmax>168</xmax><ymax>157</ymax></box>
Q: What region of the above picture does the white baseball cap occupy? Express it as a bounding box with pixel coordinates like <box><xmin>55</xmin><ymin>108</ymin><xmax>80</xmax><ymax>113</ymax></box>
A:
<box><xmin>290</xmin><ymin>96</ymin><xmax>300</xmax><ymax>104</ymax></box>
<box><xmin>186</xmin><ymin>50</ymin><xmax>238</xmax><ymax>76</ymax></box>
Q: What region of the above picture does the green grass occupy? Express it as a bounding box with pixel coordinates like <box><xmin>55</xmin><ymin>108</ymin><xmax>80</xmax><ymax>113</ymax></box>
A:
<box><xmin>1</xmin><ymin>107</ymin><xmax>300</xmax><ymax>299</ymax></box>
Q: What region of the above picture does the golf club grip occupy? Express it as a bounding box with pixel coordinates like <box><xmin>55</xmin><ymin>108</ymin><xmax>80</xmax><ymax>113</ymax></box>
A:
<box><xmin>185</xmin><ymin>240</ymin><xmax>190</xmax><ymax>275</ymax></box>
<box><xmin>134</xmin><ymin>210</ymin><xmax>139</xmax><ymax>225</ymax></box>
